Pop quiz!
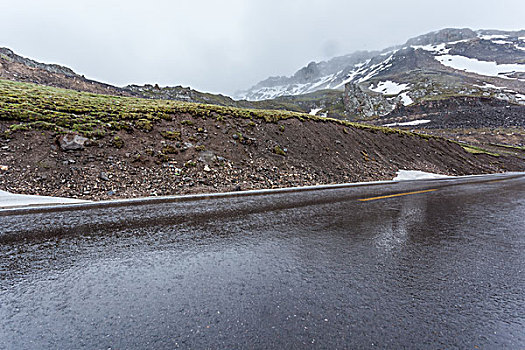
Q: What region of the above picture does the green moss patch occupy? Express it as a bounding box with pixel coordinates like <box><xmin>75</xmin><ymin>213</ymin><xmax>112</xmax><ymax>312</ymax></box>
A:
<box><xmin>0</xmin><ymin>78</ymin><xmax>437</xmax><ymax>141</ymax></box>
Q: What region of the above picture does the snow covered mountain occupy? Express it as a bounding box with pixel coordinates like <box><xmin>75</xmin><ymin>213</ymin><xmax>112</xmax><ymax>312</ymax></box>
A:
<box><xmin>235</xmin><ymin>50</ymin><xmax>379</xmax><ymax>100</ymax></box>
<box><xmin>235</xmin><ymin>28</ymin><xmax>525</xmax><ymax>107</ymax></box>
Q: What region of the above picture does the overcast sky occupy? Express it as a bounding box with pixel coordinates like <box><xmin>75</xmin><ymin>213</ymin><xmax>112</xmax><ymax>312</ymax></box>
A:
<box><xmin>1</xmin><ymin>0</ymin><xmax>524</xmax><ymax>95</ymax></box>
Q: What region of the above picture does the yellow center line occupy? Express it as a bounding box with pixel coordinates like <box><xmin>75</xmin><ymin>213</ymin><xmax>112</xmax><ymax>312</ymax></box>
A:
<box><xmin>358</xmin><ymin>189</ymin><xmax>438</xmax><ymax>202</ymax></box>
<box><xmin>485</xmin><ymin>179</ymin><xmax>506</xmax><ymax>184</ymax></box>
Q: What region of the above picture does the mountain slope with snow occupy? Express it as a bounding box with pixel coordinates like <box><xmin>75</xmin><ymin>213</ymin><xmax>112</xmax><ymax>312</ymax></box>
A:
<box><xmin>236</xmin><ymin>28</ymin><xmax>525</xmax><ymax>110</ymax></box>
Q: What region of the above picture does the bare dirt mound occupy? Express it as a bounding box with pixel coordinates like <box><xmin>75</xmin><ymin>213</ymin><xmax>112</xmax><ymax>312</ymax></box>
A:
<box><xmin>1</xmin><ymin>115</ymin><xmax>522</xmax><ymax>200</ymax></box>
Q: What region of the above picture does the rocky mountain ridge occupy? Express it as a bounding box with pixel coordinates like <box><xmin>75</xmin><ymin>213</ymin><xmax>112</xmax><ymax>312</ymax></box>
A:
<box><xmin>0</xmin><ymin>47</ymin><xmax>313</xmax><ymax>113</ymax></box>
<box><xmin>0</xmin><ymin>47</ymin><xmax>77</xmax><ymax>76</ymax></box>
<box><xmin>0</xmin><ymin>47</ymin><xmax>129</xmax><ymax>96</ymax></box>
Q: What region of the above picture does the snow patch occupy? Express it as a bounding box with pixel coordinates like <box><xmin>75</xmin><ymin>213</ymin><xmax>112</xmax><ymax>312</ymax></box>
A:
<box><xmin>435</xmin><ymin>55</ymin><xmax>525</xmax><ymax>79</ymax></box>
<box><xmin>411</xmin><ymin>39</ymin><xmax>471</xmax><ymax>54</ymax></box>
<box><xmin>383</xmin><ymin>119</ymin><xmax>431</xmax><ymax>127</ymax></box>
<box><xmin>412</xmin><ymin>43</ymin><xmax>449</xmax><ymax>54</ymax></box>
<box><xmin>488</xmin><ymin>39</ymin><xmax>525</xmax><ymax>51</ymax></box>
<box><xmin>0</xmin><ymin>190</ymin><xmax>88</xmax><ymax>209</ymax></box>
<box><xmin>357</xmin><ymin>55</ymin><xmax>395</xmax><ymax>83</ymax></box>
<box><xmin>393</xmin><ymin>170</ymin><xmax>454</xmax><ymax>181</ymax></box>
<box><xmin>492</xmin><ymin>40</ymin><xmax>513</xmax><ymax>45</ymax></box>
<box><xmin>369</xmin><ymin>80</ymin><xmax>409</xmax><ymax>95</ymax></box>
<box><xmin>474</xmin><ymin>83</ymin><xmax>502</xmax><ymax>89</ymax></box>
<box><xmin>309</xmin><ymin>108</ymin><xmax>322</xmax><ymax>116</ymax></box>
<box><xmin>333</xmin><ymin>60</ymin><xmax>374</xmax><ymax>89</ymax></box>
<box><xmin>335</xmin><ymin>71</ymin><xmax>359</xmax><ymax>89</ymax></box>
<box><xmin>307</xmin><ymin>74</ymin><xmax>337</xmax><ymax>91</ymax></box>
<box><xmin>399</xmin><ymin>92</ymin><xmax>413</xmax><ymax>106</ymax></box>
<box><xmin>478</xmin><ymin>34</ymin><xmax>509</xmax><ymax>40</ymax></box>
<box><xmin>239</xmin><ymin>70</ymin><xmax>347</xmax><ymax>100</ymax></box>
<box><xmin>334</xmin><ymin>67</ymin><xmax>361</xmax><ymax>89</ymax></box>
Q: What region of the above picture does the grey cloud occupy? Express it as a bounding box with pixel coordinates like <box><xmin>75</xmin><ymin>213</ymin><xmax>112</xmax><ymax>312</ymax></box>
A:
<box><xmin>0</xmin><ymin>0</ymin><xmax>524</xmax><ymax>95</ymax></box>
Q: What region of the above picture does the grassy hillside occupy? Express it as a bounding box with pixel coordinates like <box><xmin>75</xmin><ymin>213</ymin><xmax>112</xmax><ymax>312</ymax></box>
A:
<box><xmin>0</xmin><ymin>79</ymin><xmax>418</xmax><ymax>140</ymax></box>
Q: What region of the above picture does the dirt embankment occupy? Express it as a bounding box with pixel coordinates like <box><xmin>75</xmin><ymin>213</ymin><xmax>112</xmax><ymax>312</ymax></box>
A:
<box><xmin>1</xmin><ymin>114</ymin><xmax>523</xmax><ymax>200</ymax></box>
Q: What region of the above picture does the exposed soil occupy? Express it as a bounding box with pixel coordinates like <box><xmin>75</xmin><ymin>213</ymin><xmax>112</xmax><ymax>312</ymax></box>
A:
<box><xmin>1</xmin><ymin>115</ymin><xmax>523</xmax><ymax>201</ymax></box>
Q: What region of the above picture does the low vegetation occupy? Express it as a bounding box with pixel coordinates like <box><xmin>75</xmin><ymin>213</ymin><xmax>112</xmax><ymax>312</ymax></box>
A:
<box><xmin>0</xmin><ymin>79</ymin><xmax>435</xmax><ymax>140</ymax></box>
<box><xmin>490</xmin><ymin>143</ymin><xmax>525</xmax><ymax>151</ymax></box>
<box><xmin>454</xmin><ymin>142</ymin><xmax>500</xmax><ymax>157</ymax></box>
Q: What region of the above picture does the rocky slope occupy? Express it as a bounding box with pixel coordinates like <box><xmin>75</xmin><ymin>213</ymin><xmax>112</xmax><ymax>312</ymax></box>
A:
<box><xmin>370</xmin><ymin>97</ymin><xmax>525</xmax><ymax>129</ymax></box>
<box><xmin>235</xmin><ymin>50</ymin><xmax>379</xmax><ymax>101</ymax></box>
<box><xmin>0</xmin><ymin>47</ymin><xmax>129</xmax><ymax>96</ymax></box>
<box><xmin>1</xmin><ymin>79</ymin><xmax>522</xmax><ymax>200</ymax></box>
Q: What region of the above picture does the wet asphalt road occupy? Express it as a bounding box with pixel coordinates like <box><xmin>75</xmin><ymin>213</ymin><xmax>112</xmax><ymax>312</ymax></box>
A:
<box><xmin>0</xmin><ymin>174</ymin><xmax>524</xmax><ymax>349</ymax></box>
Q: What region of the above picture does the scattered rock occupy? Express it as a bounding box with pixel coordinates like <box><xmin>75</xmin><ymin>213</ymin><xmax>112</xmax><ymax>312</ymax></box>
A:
<box><xmin>99</xmin><ymin>172</ymin><xmax>109</xmax><ymax>181</ymax></box>
<box><xmin>272</xmin><ymin>145</ymin><xmax>286</xmax><ymax>156</ymax></box>
<box><xmin>180</xmin><ymin>142</ymin><xmax>194</xmax><ymax>152</ymax></box>
<box><xmin>203</xmin><ymin>165</ymin><xmax>211</xmax><ymax>172</ymax></box>
<box><xmin>241</xmin><ymin>136</ymin><xmax>256</xmax><ymax>145</ymax></box>
<box><xmin>56</xmin><ymin>133</ymin><xmax>88</xmax><ymax>151</ymax></box>
<box><xmin>198</xmin><ymin>151</ymin><xmax>217</xmax><ymax>164</ymax></box>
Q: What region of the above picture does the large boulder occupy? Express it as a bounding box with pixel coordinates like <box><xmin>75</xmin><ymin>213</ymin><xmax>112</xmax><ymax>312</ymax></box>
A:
<box><xmin>343</xmin><ymin>83</ymin><xmax>399</xmax><ymax>119</ymax></box>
